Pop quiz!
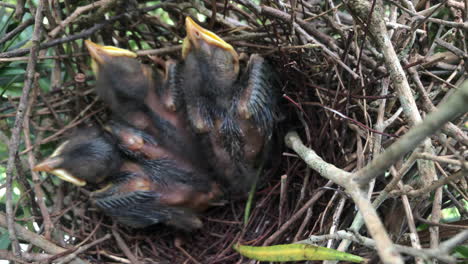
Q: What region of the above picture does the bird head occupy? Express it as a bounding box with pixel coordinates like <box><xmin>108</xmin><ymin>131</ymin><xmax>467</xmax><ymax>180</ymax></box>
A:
<box><xmin>84</xmin><ymin>40</ymin><xmax>137</xmax><ymax>74</ymax></box>
<box><xmin>33</xmin><ymin>128</ymin><xmax>121</xmax><ymax>186</ymax></box>
<box><xmin>33</xmin><ymin>140</ymin><xmax>86</xmax><ymax>186</ymax></box>
<box><xmin>84</xmin><ymin>40</ymin><xmax>156</xmax><ymax>109</ymax></box>
<box><xmin>182</xmin><ymin>17</ymin><xmax>239</xmax><ymax>79</ymax></box>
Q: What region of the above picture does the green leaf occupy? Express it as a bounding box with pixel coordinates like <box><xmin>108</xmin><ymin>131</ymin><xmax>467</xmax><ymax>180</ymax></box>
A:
<box><xmin>453</xmin><ymin>245</ymin><xmax>468</xmax><ymax>259</ymax></box>
<box><xmin>0</xmin><ymin>229</ymin><xmax>11</xmax><ymax>250</ymax></box>
<box><xmin>234</xmin><ymin>243</ymin><xmax>364</xmax><ymax>263</ymax></box>
<box><xmin>0</xmin><ymin>8</ymin><xmax>14</xmax><ymax>36</ymax></box>
<box><xmin>244</xmin><ymin>165</ymin><xmax>261</xmax><ymax>225</ymax></box>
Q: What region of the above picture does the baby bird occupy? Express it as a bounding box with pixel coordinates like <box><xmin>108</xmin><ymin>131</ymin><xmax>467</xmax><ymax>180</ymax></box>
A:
<box><xmin>181</xmin><ymin>17</ymin><xmax>239</xmax><ymax>133</ymax></box>
<box><xmin>93</xmin><ymin>159</ymin><xmax>220</xmax><ymax>230</ymax></box>
<box><xmin>180</xmin><ymin>17</ymin><xmax>278</xmax><ymax>193</ymax></box>
<box><xmin>34</xmin><ymin>125</ymin><xmax>221</xmax><ymax>230</ymax></box>
<box><xmin>104</xmin><ymin>120</ymin><xmax>207</xmax><ymax>173</ymax></box>
<box><xmin>84</xmin><ymin>40</ymin><xmax>203</xmax><ymax>167</ymax></box>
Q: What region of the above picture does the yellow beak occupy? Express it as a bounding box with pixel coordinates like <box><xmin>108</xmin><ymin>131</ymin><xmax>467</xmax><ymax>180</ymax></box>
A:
<box><xmin>182</xmin><ymin>17</ymin><xmax>238</xmax><ymax>61</ymax></box>
<box><xmin>84</xmin><ymin>40</ymin><xmax>137</xmax><ymax>74</ymax></box>
<box><xmin>33</xmin><ymin>141</ymin><xmax>86</xmax><ymax>186</ymax></box>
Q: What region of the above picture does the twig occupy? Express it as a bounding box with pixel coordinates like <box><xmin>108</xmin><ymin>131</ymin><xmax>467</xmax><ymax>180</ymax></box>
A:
<box><xmin>287</xmin><ymin>79</ymin><xmax>468</xmax><ymax>261</ymax></box>
<box><xmin>19</xmin><ymin>102</ymin><xmax>103</xmax><ymax>155</ymax></box>
<box><xmin>327</xmin><ymin>196</ymin><xmax>347</xmax><ymax>248</ymax></box>
<box><xmin>4</xmin><ymin>0</ymin><xmax>45</xmax><ymax>257</ymax></box>
<box><xmin>112</xmin><ymin>228</ymin><xmax>141</xmax><ymax>264</ymax></box>
<box><xmin>97</xmin><ymin>251</ymin><xmax>131</xmax><ymax>263</ymax></box>
<box><xmin>438</xmin><ymin>230</ymin><xmax>468</xmax><ymax>253</ymax></box>
<box><xmin>0</xmin><ymin>18</ymin><xmax>34</xmax><ymax>45</ymax></box>
<box><xmin>293</xmin><ymin>208</ymin><xmax>313</xmax><ymax>242</ymax></box>
<box><xmin>136</xmin><ymin>32</ymin><xmax>269</xmax><ymax>56</ymax></box>
<box><xmin>389</xmin><ymin>0</ymin><xmax>468</xmax><ymax>29</ymax></box>
<box><xmin>435</xmin><ymin>38</ymin><xmax>468</xmax><ymax>59</ymax></box>
<box><xmin>261</xmin><ymin>5</ymin><xmax>360</xmax><ymax>79</ymax></box>
<box><xmin>0</xmin><ymin>213</ymin><xmax>88</xmax><ymax>264</ymax></box>
<box><xmin>415</xmin><ymin>153</ymin><xmax>468</xmax><ymax>168</ymax></box>
<box><xmin>22</xmin><ymin>74</ymin><xmax>53</xmax><ymax>239</ymax></box>
<box><xmin>0</xmin><ymin>250</ymin><xmax>50</xmax><ymax>263</ymax></box>
<box><xmin>443</xmin><ymin>188</ymin><xmax>468</xmax><ymax>217</ymax></box>
<box><xmin>175</xmin><ymin>239</ymin><xmax>202</xmax><ymax>264</ymax></box>
<box><xmin>263</xmin><ymin>181</ymin><xmax>333</xmax><ymax>246</ymax></box>
<box><xmin>0</xmin><ymin>14</ymin><xmax>125</xmax><ymax>58</ymax></box>
<box><xmin>392</xmin><ymin>170</ymin><xmax>467</xmax><ymax>197</ymax></box>
<box><xmin>414</xmin><ymin>211</ymin><xmax>468</xmax><ymax>229</ymax></box>
<box><xmin>49</xmin><ymin>0</ymin><xmax>116</xmax><ymax>37</ymax></box>
<box><xmin>348</xmin><ymin>0</ymin><xmax>440</xmax><ymax>201</ymax></box>
<box><xmin>14</xmin><ymin>0</ymin><xmax>25</xmax><ymax>20</ymax></box>
<box><xmin>278</xmin><ymin>174</ymin><xmax>288</xmax><ymax>226</ymax></box>
<box><xmin>353</xmin><ymin>81</ymin><xmax>468</xmax><ymax>185</ymax></box>
<box><xmin>56</xmin><ymin>234</ymin><xmax>111</xmax><ymax>264</ymax></box>
<box><xmin>299</xmin><ymin>230</ymin><xmax>462</xmax><ymax>263</ymax></box>
<box><xmin>396</xmin><ymin>179</ymin><xmax>423</xmax><ymax>264</ymax></box>
<box><xmin>407</xmin><ymin>62</ymin><xmax>468</xmax><ymax>146</ymax></box>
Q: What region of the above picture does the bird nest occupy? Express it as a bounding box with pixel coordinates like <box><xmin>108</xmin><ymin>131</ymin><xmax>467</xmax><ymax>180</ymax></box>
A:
<box><xmin>1</xmin><ymin>0</ymin><xmax>467</xmax><ymax>263</ymax></box>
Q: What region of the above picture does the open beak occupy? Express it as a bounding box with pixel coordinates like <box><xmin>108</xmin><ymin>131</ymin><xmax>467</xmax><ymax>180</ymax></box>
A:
<box><xmin>33</xmin><ymin>141</ymin><xmax>86</xmax><ymax>186</ymax></box>
<box><xmin>84</xmin><ymin>40</ymin><xmax>137</xmax><ymax>74</ymax></box>
<box><xmin>182</xmin><ymin>17</ymin><xmax>238</xmax><ymax>61</ymax></box>
<box><xmin>34</xmin><ymin>160</ymin><xmax>86</xmax><ymax>187</ymax></box>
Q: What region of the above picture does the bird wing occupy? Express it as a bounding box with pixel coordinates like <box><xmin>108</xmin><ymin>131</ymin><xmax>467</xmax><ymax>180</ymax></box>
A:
<box><xmin>236</xmin><ymin>54</ymin><xmax>278</xmax><ymax>135</ymax></box>
<box><xmin>160</xmin><ymin>60</ymin><xmax>184</xmax><ymax>111</ymax></box>
<box><xmin>94</xmin><ymin>187</ymin><xmax>204</xmax><ymax>230</ymax></box>
<box><xmin>93</xmin><ymin>187</ymin><xmax>172</xmax><ymax>227</ymax></box>
<box><xmin>91</xmin><ymin>170</ymin><xmax>172</xmax><ymax>227</ymax></box>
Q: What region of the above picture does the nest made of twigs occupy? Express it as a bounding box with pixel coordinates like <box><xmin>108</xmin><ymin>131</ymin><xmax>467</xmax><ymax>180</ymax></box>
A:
<box><xmin>1</xmin><ymin>0</ymin><xmax>467</xmax><ymax>263</ymax></box>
